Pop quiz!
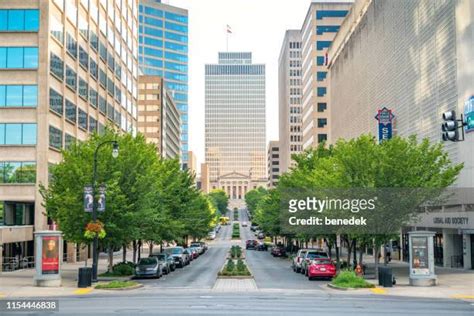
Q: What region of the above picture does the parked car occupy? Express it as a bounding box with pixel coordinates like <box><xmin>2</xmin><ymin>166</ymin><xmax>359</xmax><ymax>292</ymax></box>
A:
<box><xmin>188</xmin><ymin>247</ymin><xmax>199</xmax><ymax>259</ymax></box>
<box><xmin>164</xmin><ymin>247</ymin><xmax>190</xmax><ymax>268</ymax></box>
<box><xmin>190</xmin><ymin>242</ymin><xmax>204</xmax><ymax>254</ymax></box>
<box><xmin>149</xmin><ymin>253</ymin><xmax>175</xmax><ymax>274</ymax></box>
<box><xmin>214</xmin><ymin>224</ymin><xmax>221</xmax><ymax>233</ymax></box>
<box><xmin>246</xmin><ymin>240</ymin><xmax>258</xmax><ymax>250</ymax></box>
<box><xmin>134</xmin><ymin>257</ymin><xmax>163</xmax><ymax>278</ymax></box>
<box><xmin>292</xmin><ymin>249</ymin><xmax>309</xmax><ymax>273</ymax></box>
<box><xmin>307</xmin><ymin>258</ymin><xmax>336</xmax><ymax>280</ymax></box>
<box><xmin>271</xmin><ymin>245</ymin><xmax>286</xmax><ymax>257</ymax></box>
<box><xmin>250</xmin><ymin>224</ymin><xmax>259</xmax><ymax>232</ymax></box>
<box><xmin>208</xmin><ymin>231</ymin><xmax>216</xmax><ymax>240</ymax></box>
<box><xmin>241</xmin><ymin>221</ymin><xmax>248</xmax><ymax>227</ymax></box>
<box><xmin>256</xmin><ymin>241</ymin><xmax>267</xmax><ymax>251</ymax></box>
<box><xmin>184</xmin><ymin>248</ymin><xmax>194</xmax><ymax>261</ymax></box>
<box><xmin>257</xmin><ymin>232</ymin><xmax>265</xmax><ymax>239</ymax></box>
<box><xmin>301</xmin><ymin>250</ymin><xmax>330</xmax><ymax>276</ymax></box>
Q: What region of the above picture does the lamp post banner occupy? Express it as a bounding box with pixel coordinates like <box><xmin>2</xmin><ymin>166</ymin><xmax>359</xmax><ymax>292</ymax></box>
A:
<box><xmin>84</xmin><ymin>186</ymin><xmax>93</xmax><ymax>212</ymax></box>
<box><xmin>98</xmin><ymin>185</ymin><xmax>106</xmax><ymax>212</ymax></box>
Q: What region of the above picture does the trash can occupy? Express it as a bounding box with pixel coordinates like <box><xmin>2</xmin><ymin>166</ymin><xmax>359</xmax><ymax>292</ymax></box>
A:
<box><xmin>378</xmin><ymin>266</ymin><xmax>393</xmax><ymax>287</ymax></box>
<box><xmin>78</xmin><ymin>267</ymin><xmax>92</xmax><ymax>288</ymax></box>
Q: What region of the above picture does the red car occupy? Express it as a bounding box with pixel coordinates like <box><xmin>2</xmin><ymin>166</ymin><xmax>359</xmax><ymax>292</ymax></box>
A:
<box><xmin>307</xmin><ymin>259</ymin><xmax>336</xmax><ymax>280</ymax></box>
<box><xmin>271</xmin><ymin>246</ymin><xmax>286</xmax><ymax>257</ymax></box>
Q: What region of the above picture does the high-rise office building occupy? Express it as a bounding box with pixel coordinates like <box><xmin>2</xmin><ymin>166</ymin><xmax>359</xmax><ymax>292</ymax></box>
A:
<box><xmin>138</xmin><ymin>0</ymin><xmax>189</xmax><ymax>168</ymax></box>
<box><xmin>328</xmin><ymin>0</ymin><xmax>474</xmax><ymax>269</ymax></box>
<box><xmin>205</xmin><ymin>52</ymin><xmax>267</xmax><ymax>204</ymax></box>
<box><xmin>278</xmin><ymin>30</ymin><xmax>302</xmax><ymax>173</ymax></box>
<box><xmin>267</xmin><ymin>141</ymin><xmax>280</xmax><ymax>188</ymax></box>
<box><xmin>301</xmin><ymin>1</ymin><xmax>351</xmax><ymax>149</ymax></box>
<box><xmin>0</xmin><ymin>0</ymin><xmax>139</xmax><ymax>269</ymax></box>
<box><xmin>137</xmin><ymin>75</ymin><xmax>180</xmax><ymax>160</ymax></box>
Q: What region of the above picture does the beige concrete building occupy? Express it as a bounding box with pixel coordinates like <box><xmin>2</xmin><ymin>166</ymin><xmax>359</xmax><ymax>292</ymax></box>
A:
<box><xmin>278</xmin><ymin>30</ymin><xmax>303</xmax><ymax>173</ymax></box>
<box><xmin>0</xmin><ymin>0</ymin><xmax>139</xmax><ymax>271</ymax></box>
<box><xmin>187</xmin><ymin>151</ymin><xmax>197</xmax><ymax>175</ymax></box>
<box><xmin>328</xmin><ymin>0</ymin><xmax>474</xmax><ymax>269</ymax></box>
<box><xmin>267</xmin><ymin>141</ymin><xmax>280</xmax><ymax>188</ymax></box>
<box><xmin>137</xmin><ymin>75</ymin><xmax>181</xmax><ymax>160</ymax></box>
<box><xmin>200</xmin><ymin>163</ymin><xmax>210</xmax><ymax>194</ymax></box>
<box><xmin>301</xmin><ymin>1</ymin><xmax>352</xmax><ymax>150</ymax></box>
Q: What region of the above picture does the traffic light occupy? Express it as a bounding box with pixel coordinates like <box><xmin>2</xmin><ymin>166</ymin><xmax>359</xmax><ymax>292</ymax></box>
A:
<box><xmin>441</xmin><ymin>110</ymin><xmax>467</xmax><ymax>142</ymax></box>
<box><xmin>442</xmin><ymin>110</ymin><xmax>458</xmax><ymax>141</ymax></box>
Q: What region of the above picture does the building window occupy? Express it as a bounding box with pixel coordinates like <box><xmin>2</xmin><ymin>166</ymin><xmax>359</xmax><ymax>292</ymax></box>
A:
<box><xmin>65</xmin><ymin>133</ymin><xmax>76</xmax><ymax>149</ymax></box>
<box><xmin>49</xmin><ymin>125</ymin><xmax>62</xmax><ymax>150</ymax></box>
<box><xmin>79</xmin><ymin>46</ymin><xmax>89</xmax><ymax>70</ymax></box>
<box><xmin>89</xmin><ymin>88</ymin><xmax>98</xmax><ymax>108</ymax></box>
<box><xmin>99</xmin><ymin>69</ymin><xmax>106</xmax><ymax>88</ymax></box>
<box><xmin>89</xmin><ymin>116</ymin><xmax>97</xmax><ymax>133</ymax></box>
<box><xmin>79</xmin><ymin>77</ymin><xmax>88</xmax><ymax>101</ymax></box>
<box><xmin>90</xmin><ymin>58</ymin><xmax>98</xmax><ymax>79</ymax></box>
<box><xmin>0</xmin><ymin>123</ymin><xmax>37</xmax><ymax>145</ymax></box>
<box><xmin>65</xmin><ymin>66</ymin><xmax>77</xmax><ymax>91</ymax></box>
<box><xmin>78</xmin><ymin>108</ymin><xmax>88</xmax><ymax>130</ymax></box>
<box><xmin>318</xmin><ymin>134</ymin><xmax>328</xmax><ymax>143</ymax></box>
<box><xmin>99</xmin><ymin>41</ymin><xmax>107</xmax><ymax>62</ymax></box>
<box><xmin>49</xmin><ymin>88</ymin><xmax>63</xmax><ymax>115</ymax></box>
<box><xmin>316</xmin><ymin>10</ymin><xmax>348</xmax><ymax>20</ymax></box>
<box><xmin>0</xmin><ymin>161</ymin><xmax>36</xmax><ymax>184</ymax></box>
<box><xmin>50</xmin><ymin>53</ymin><xmax>64</xmax><ymax>80</ymax></box>
<box><xmin>99</xmin><ymin>95</ymin><xmax>106</xmax><ymax>114</ymax></box>
<box><xmin>50</xmin><ymin>15</ymin><xmax>64</xmax><ymax>43</ymax></box>
<box><xmin>316</xmin><ymin>71</ymin><xmax>327</xmax><ymax>81</ymax></box>
<box><xmin>107</xmin><ymin>103</ymin><xmax>114</xmax><ymax>120</ymax></box>
<box><xmin>316</xmin><ymin>25</ymin><xmax>340</xmax><ymax>35</ymax></box>
<box><xmin>90</xmin><ymin>31</ymin><xmax>98</xmax><ymax>51</ymax></box>
<box><xmin>317</xmin><ymin>87</ymin><xmax>327</xmax><ymax>97</ymax></box>
<box><xmin>317</xmin><ymin>118</ymin><xmax>327</xmax><ymax>128</ymax></box>
<box><xmin>107</xmin><ymin>78</ymin><xmax>114</xmax><ymax>96</ymax></box>
<box><xmin>316</xmin><ymin>41</ymin><xmax>332</xmax><ymax>51</ymax></box>
<box><xmin>65</xmin><ymin>99</ymin><xmax>77</xmax><ymax>124</ymax></box>
<box><xmin>0</xmin><ymin>85</ymin><xmax>37</xmax><ymax>107</ymax></box>
<box><xmin>0</xmin><ymin>47</ymin><xmax>38</xmax><ymax>69</ymax></box>
<box><xmin>66</xmin><ymin>33</ymin><xmax>77</xmax><ymax>59</ymax></box>
<box><xmin>317</xmin><ymin>103</ymin><xmax>327</xmax><ymax>112</ymax></box>
<box><xmin>107</xmin><ymin>52</ymin><xmax>114</xmax><ymax>71</ymax></box>
<box><xmin>0</xmin><ymin>9</ymin><xmax>39</xmax><ymax>32</ymax></box>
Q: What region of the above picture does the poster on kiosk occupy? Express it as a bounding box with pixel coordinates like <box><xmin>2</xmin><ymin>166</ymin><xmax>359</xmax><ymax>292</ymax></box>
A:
<box><xmin>34</xmin><ymin>231</ymin><xmax>63</xmax><ymax>287</ymax></box>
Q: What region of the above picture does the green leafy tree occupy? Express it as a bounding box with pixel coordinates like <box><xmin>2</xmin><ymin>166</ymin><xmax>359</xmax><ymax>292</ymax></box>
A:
<box><xmin>208</xmin><ymin>189</ymin><xmax>229</xmax><ymax>215</ymax></box>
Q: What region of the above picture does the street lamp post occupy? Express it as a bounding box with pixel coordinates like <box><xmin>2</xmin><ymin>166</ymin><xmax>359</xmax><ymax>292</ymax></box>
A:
<box><xmin>91</xmin><ymin>140</ymin><xmax>119</xmax><ymax>282</ymax></box>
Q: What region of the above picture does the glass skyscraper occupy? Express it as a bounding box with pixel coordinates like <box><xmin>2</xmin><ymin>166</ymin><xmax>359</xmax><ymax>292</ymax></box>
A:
<box><xmin>138</xmin><ymin>0</ymin><xmax>189</xmax><ymax>167</ymax></box>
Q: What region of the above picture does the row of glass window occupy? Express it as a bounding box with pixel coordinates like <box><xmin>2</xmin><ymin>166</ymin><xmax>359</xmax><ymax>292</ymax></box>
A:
<box><xmin>0</xmin><ymin>161</ymin><xmax>36</xmax><ymax>184</ymax></box>
<box><xmin>0</xmin><ymin>123</ymin><xmax>37</xmax><ymax>145</ymax></box>
<box><xmin>0</xmin><ymin>47</ymin><xmax>38</xmax><ymax>69</ymax></box>
<box><xmin>0</xmin><ymin>9</ymin><xmax>39</xmax><ymax>32</ymax></box>
<box><xmin>139</xmin><ymin>5</ymin><xmax>188</xmax><ymax>24</ymax></box>
<box><xmin>0</xmin><ymin>85</ymin><xmax>37</xmax><ymax>107</ymax></box>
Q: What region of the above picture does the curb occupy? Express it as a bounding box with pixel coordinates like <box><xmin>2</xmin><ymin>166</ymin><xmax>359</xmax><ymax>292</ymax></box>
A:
<box><xmin>217</xmin><ymin>275</ymin><xmax>254</xmax><ymax>279</ymax></box>
<box><xmin>95</xmin><ymin>283</ymin><xmax>144</xmax><ymax>291</ymax></box>
<box><xmin>327</xmin><ymin>283</ymin><xmax>359</xmax><ymax>291</ymax></box>
<box><xmin>97</xmin><ymin>276</ymin><xmax>133</xmax><ymax>282</ymax></box>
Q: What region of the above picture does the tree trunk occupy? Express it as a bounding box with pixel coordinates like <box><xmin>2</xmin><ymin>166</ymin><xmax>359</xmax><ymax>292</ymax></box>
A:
<box><xmin>335</xmin><ymin>243</ymin><xmax>341</xmax><ymax>271</ymax></box>
<box><xmin>160</xmin><ymin>242</ymin><xmax>163</xmax><ymax>253</ymax></box>
<box><xmin>374</xmin><ymin>244</ymin><xmax>381</xmax><ymax>280</ymax></box>
<box><xmin>138</xmin><ymin>240</ymin><xmax>142</xmax><ymax>261</ymax></box>
<box><xmin>346</xmin><ymin>239</ymin><xmax>352</xmax><ymax>268</ymax></box>
<box><xmin>108</xmin><ymin>247</ymin><xmax>114</xmax><ymax>272</ymax></box>
<box><xmin>122</xmin><ymin>244</ymin><xmax>127</xmax><ymax>263</ymax></box>
<box><xmin>353</xmin><ymin>239</ymin><xmax>357</xmax><ymax>268</ymax></box>
<box><xmin>149</xmin><ymin>242</ymin><xmax>153</xmax><ymax>256</ymax></box>
<box><xmin>358</xmin><ymin>245</ymin><xmax>364</xmax><ymax>265</ymax></box>
<box><xmin>132</xmin><ymin>240</ymin><xmax>137</xmax><ymax>263</ymax></box>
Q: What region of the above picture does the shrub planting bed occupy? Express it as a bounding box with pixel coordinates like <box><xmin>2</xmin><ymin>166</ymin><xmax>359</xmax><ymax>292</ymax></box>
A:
<box><xmin>232</xmin><ymin>222</ymin><xmax>240</xmax><ymax>239</ymax></box>
<box><xmin>330</xmin><ymin>270</ymin><xmax>375</xmax><ymax>289</ymax></box>
<box><xmin>218</xmin><ymin>258</ymin><xmax>251</xmax><ymax>277</ymax></box>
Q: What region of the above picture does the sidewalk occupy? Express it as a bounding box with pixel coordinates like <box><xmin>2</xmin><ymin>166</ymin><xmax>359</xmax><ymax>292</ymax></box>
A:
<box><xmin>0</xmin><ymin>253</ymin><xmax>123</xmax><ymax>298</ymax></box>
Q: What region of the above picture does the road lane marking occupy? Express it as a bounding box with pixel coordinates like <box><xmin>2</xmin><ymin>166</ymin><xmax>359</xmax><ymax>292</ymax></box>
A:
<box><xmin>370</xmin><ymin>288</ymin><xmax>387</xmax><ymax>295</ymax></box>
<box><xmin>450</xmin><ymin>294</ymin><xmax>474</xmax><ymax>299</ymax></box>
<box><xmin>74</xmin><ymin>288</ymin><xmax>93</xmax><ymax>295</ymax></box>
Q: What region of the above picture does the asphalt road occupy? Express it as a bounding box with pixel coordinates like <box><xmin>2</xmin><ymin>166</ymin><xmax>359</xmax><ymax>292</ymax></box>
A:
<box><xmin>138</xmin><ymin>220</ymin><xmax>231</xmax><ymax>289</ymax></box>
<box><xmin>5</xmin><ymin>292</ymin><xmax>472</xmax><ymax>315</ymax></box>
<box><xmin>240</xmin><ymin>208</ymin><xmax>330</xmax><ymax>290</ymax></box>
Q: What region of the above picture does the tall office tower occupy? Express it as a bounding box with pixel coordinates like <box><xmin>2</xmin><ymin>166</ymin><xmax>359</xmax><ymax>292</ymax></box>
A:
<box><xmin>137</xmin><ymin>75</ymin><xmax>181</xmax><ymax>160</ymax></box>
<box><xmin>138</xmin><ymin>0</ymin><xmax>189</xmax><ymax>168</ymax></box>
<box><xmin>0</xmin><ymin>0</ymin><xmax>139</xmax><ymax>269</ymax></box>
<box><xmin>328</xmin><ymin>0</ymin><xmax>473</xmax><ymax>269</ymax></box>
<box><xmin>205</xmin><ymin>52</ymin><xmax>267</xmax><ymax>204</ymax></box>
<box><xmin>301</xmin><ymin>1</ymin><xmax>351</xmax><ymax>149</ymax></box>
<box><xmin>278</xmin><ymin>30</ymin><xmax>302</xmax><ymax>173</ymax></box>
<box><xmin>267</xmin><ymin>141</ymin><xmax>280</xmax><ymax>188</ymax></box>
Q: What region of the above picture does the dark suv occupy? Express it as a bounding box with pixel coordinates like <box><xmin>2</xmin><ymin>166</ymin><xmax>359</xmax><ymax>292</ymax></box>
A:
<box><xmin>164</xmin><ymin>247</ymin><xmax>190</xmax><ymax>268</ymax></box>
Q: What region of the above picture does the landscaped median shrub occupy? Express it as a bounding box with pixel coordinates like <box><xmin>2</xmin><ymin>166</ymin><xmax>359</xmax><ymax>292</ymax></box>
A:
<box><xmin>95</xmin><ymin>280</ymin><xmax>138</xmax><ymax>289</ymax></box>
<box><xmin>99</xmin><ymin>261</ymin><xmax>135</xmax><ymax>277</ymax></box>
<box><xmin>331</xmin><ymin>270</ymin><xmax>375</xmax><ymax>289</ymax></box>
<box><xmin>230</xmin><ymin>245</ymin><xmax>242</xmax><ymax>259</ymax></box>
<box><xmin>232</xmin><ymin>222</ymin><xmax>240</xmax><ymax>239</ymax></box>
<box><xmin>219</xmin><ymin>258</ymin><xmax>251</xmax><ymax>276</ymax></box>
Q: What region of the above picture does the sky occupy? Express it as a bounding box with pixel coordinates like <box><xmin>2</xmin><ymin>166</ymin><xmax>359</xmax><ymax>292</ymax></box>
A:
<box><xmin>164</xmin><ymin>0</ymin><xmax>349</xmax><ymax>169</ymax></box>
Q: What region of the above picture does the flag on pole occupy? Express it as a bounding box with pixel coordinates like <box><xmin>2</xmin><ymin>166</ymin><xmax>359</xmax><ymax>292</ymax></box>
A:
<box><xmin>227</xmin><ymin>25</ymin><xmax>232</xmax><ymax>34</ymax></box>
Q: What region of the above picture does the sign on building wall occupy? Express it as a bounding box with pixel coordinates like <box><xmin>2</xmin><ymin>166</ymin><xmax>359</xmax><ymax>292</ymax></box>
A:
<box><xmin>375</xmin><ymin>107</ymin><xmax>395</xmax><ymax>143</ymax></box>
<box><xmin>464</xmin><ymin>96</ymin><xmax>474</xmax><ymax>133</ymax></box>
